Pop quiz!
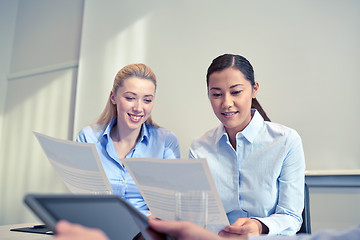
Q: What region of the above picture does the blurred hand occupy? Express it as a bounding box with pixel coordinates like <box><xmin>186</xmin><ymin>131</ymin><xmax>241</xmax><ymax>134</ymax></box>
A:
<box><xmin>148</xmin><ymin>217</ymin><xmax>222</xmax><ymax>240</ymax></box>
<box><xmin>52</xmin><ymin>220</ymin><xmax>109</xmax><ymax>240</ymax></box>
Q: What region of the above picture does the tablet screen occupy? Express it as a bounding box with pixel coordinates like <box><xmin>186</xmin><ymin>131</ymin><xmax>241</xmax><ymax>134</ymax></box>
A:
<box><xmin>25</xmin><ymin>195</ymin><xmax>146</xmax><ymax>240</ymax></box>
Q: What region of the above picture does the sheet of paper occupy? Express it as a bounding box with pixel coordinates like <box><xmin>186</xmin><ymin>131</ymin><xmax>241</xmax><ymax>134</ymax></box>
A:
<box><xmin>123</xmin><ymin>158</ymin><xmax>229</xmax><ymax>233</ymax></box>
<box><xmin>33</xmin><ymin>132</ymin><xmax>113</xmax><ymax>194</ymax></box>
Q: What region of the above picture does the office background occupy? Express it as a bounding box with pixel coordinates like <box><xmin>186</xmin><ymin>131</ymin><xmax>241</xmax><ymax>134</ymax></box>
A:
<box><xmin>1</xmin><ymin>0</ymin><xmax>359</xmax><ymax>232</ymax></box>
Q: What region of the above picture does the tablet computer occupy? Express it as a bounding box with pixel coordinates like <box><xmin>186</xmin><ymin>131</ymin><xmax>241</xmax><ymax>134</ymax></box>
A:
<box><xmin>24</xmin><ymin>194</ymin><xmax>166</xmax><ymax>240</ymax></box>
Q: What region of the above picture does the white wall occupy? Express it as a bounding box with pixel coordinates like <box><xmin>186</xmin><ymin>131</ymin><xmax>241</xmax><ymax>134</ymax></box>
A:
<box><xmin>306</xmin><ymin>173</ymin><xmax>360</xmax><ymax>233</ymax></box>
<box><xmin>310</xmin><ymin>187</ymin><xmax>360</xmax><ymax>231</ymax></box>
<box><xmin>0</xmin><ymin>0</ymin><xmax>19</xmax><ymax>225</ymax></box>
<box><xmin>75</xmin><ymin>0</ymin><xmax>360</xmax><ymax>171</ymax></box>
<box><xmin>0</xmin><ymin>0</ymin><xmax>84</xmax><ymax>225</ymax></box>
<box><xmin>0</xmin><ymin>0</ymin><xmax>17</xmax><ymax>142</ymax></box>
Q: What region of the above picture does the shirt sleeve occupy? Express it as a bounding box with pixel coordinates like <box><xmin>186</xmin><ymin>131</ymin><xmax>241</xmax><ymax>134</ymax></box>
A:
<box><xmin>255</xmin><ymin>130</ymin><xmax>306</xmax><ymax>235</ymax></box>
<box><xmin>163</xmin><ymin>131</ymin><xmax>181</xmax><ymax>159</ymax></box>
<box><xmin>188</xmin><ymin>142</ymin><xmax>199</xmax><ymax>158</ymax></box>
<box><xmin>76</xmin><ymin>126</ymin><xmax>99</xmax><ymax>143</ymax></box>
<box><xmin>76</xmin><ymin>128</ymin><xmax>87</xmax><ymax>142</ymax></box>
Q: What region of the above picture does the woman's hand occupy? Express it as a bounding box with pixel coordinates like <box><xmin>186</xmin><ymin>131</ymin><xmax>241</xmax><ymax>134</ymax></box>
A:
<box><xmin>218</xmin><ymin>218</ymin><xmax>268</xmax><ymax>237</ymax></box>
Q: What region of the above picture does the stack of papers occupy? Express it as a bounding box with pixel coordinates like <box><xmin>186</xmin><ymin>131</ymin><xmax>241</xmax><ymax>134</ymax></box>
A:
<box><xmin>34</xmin><ymin>132</ymin><xmax>229</xmax><ymax>233</ymax></box>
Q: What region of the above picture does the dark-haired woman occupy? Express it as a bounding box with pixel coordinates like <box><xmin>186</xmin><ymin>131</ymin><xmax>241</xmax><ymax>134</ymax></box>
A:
<box><xmin>190</xmin><ymin>54</ymin><xmax>305</xmax><ymax>236</ymax></box>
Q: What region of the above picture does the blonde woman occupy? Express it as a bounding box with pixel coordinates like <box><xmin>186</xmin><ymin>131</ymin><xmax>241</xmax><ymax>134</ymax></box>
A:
<box><xmin>77</xmin><ymin>64</ymin><xmax>180</xmax><ymax>214</ymax></box>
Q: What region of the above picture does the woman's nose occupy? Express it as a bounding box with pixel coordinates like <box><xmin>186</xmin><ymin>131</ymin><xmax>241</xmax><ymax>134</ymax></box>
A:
<box><xmin>132</xmin><ymin>100</ymin><xmax>142</xmax><ymax>112</ymax></box>
<box><xmin>222</xmin><ymin>94</ymin><xmax>233</xmax><ymax>108</ymax></box>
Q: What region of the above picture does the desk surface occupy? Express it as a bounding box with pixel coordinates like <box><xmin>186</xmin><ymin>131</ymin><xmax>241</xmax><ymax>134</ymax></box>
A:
<box><xmin>0</xmin><ymin>223</ymin><xmax>52</xmax><ymax>240</ymax></box>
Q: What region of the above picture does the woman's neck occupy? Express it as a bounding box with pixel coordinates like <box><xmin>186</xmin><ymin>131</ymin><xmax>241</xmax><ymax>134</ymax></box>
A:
<box><xmin>110</xmin><ymin>122</ymin><xmax>142</xmax><ymax>159</ymax></box>
<box><xmin>111</xmin><ymin>123</ymin><xmax>141</xmax><ymax>142</ymax></box>
<box><xmin>226</xmin><ymin>130</ymin><xmax>238</xmax><ymax>150</ymax></box>
<box><xmin>225</xmin><ymin>112</ymin><xmax>254</xmax><ymax>149</ymax></box>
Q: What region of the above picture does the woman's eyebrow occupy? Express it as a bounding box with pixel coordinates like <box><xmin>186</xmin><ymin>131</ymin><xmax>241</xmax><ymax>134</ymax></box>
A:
<box><xmin>210</xmin><ymin>87</ymin><xmax>222</xmax><ymax>91</ymax></box>
<box><xmin>123</xmin><ymin>91</ymin><xmax>137</xmax><ymax>95</ymax></box>
<box><xmin>210</xmin><ymin>84</ymin><xmax>244</xmax><ymax>91</ymax></box>
<box><xmin>124</xmin><ymin>92</ymin><xmax>154</xmax><ymax>98</ymax></box>
<box><xmin>230</xmin><ymin>84</ymin><xmax>244</xmax><ymax>89</ymax></box>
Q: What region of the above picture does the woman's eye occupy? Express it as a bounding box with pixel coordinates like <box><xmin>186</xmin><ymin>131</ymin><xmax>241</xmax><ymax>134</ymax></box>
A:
<box><xmin>144</xmin><ymin>99</ymin><xmax>152</xmax><ymax>104</ymax></box>
<box><xmin>212</xmin><ymin>93</ymin><xmax>222</xmax><ymax>98</ymax></box>
<box><xmin>231</xmin><ymin>90</ymin><xmax>242</xmax><ymax>95</ymax></box>
<box><xmin>125</xmin><ymin>97</ymin><xmax>135</xmax><ymax>101</ymax></box>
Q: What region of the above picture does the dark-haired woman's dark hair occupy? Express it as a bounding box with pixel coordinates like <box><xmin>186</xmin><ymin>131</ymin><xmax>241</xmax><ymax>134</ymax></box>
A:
<box><xmin>206</xmin><ymin>54</ymin><xmax>271</xmax><ymax>121</ymax></box>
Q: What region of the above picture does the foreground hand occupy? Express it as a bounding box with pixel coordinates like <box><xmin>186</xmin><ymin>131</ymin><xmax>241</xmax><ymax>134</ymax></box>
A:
<box><xmin>219</xmin><ymin>218</ymin><xmax>266</xmax><ymax>237</ymax></box>
<box><xmin>148</xmin><ymin>217</ymin><xmax>222</xmax><ymax>240</ymax></box>
<box><xmin>53</xmin><ymin>220</ymin><xmax>109</xmax><ymax>240</ymax></box>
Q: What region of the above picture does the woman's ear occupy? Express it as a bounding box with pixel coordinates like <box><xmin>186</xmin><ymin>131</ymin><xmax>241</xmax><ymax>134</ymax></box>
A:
<box><xmin>252</xmin><ymin>82</ymin><xmax>259</xmax><ymax>98</ymax></box>
<box><xmin>110</xmin><ymin>91</ymin><xmax>116</xmax><ymax>104</ymax></box>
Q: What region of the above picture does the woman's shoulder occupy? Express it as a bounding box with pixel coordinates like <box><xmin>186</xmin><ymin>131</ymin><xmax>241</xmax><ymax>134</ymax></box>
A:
<box><xmin>147</xmin><ymin>125</ymin><xmax>178</xmax><ymax>141</ymax></box>
<box><xmin>263</xmin><ymin>121</ymin><xmax>301</xmax><ymax>140</ymax></box>
<box><xmin>191</xmin><ymin>125</ymin><xmax>221</xmax><ymax>147</ymax></box>
<box><xmin>77</xmin><ymin>124</ymin><xmax>105</xmax><ymax>143</ymax></box>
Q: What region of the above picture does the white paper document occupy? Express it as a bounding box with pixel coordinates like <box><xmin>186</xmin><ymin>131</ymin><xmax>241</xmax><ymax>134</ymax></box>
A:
<box><xmin>123</xmin><ymin>158</ymin><xmax>229</xmax><ymax>233</ymax></box>
<box><xmin>33</xmin><ymin>132</ymin><xmax>113</xmax><ymax>194</ymax></box>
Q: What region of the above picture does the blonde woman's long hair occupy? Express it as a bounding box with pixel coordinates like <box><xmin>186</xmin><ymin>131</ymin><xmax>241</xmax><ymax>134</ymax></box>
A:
<box><xmin>95</xmin><ymin>63</ymin><xmax>159</xmax><ymax>128</ymax></box>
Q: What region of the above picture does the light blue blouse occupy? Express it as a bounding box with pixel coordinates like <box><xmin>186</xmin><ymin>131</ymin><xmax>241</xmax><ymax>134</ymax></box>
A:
<box><xmin>189</xmin><ymin>110</ymin><xmax>305</xmax><ymax>235</ymax></box>
<box><xmin>77</xmin><ymin>117</ymin><xmax>180</xmax><ymax>215</ymax></box>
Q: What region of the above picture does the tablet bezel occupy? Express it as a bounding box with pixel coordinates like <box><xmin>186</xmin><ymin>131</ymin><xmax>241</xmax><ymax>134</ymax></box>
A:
<box><xmin>24</xmin><ymin>194</ymin><xmax>150</xmax><ymax>239</ymax></box>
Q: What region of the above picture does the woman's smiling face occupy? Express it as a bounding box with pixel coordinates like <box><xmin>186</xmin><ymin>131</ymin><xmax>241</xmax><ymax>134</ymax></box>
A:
<box><xmin>208</xmin><ymin>67</ymin><xmax>258</xmax><ymax>136</ymax></box>
<box><xmin>111</xmin><ymin>77</ymin><xmax>155</xmax><ymax>131</ymax></box>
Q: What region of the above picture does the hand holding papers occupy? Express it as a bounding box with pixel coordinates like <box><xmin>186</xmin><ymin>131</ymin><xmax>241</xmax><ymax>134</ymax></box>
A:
<box><xmin>33</xmin><ymin>132</ymin><xmax>229</xmax><ymax>233</ymax></box>
<box><xmin>123</xmin><ymin>158</ymin><xmax>229</xmax><ymax>233</ymax></box>
<box><xmin>33</xmin><ymin>132</ymin><xmax>113</xmax><ymax>194</ymax></box>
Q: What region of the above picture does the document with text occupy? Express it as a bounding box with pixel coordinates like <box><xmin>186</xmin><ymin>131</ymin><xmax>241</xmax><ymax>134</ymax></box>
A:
<box><xmin>123</xmin><ymin>158</ymin><xmax>229</xmax><ymax>233</ymax></box>
<box><xmin>33</xmin><ymin>132</ymin><xmax>113</xmax><ymax>194</ymax></box>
